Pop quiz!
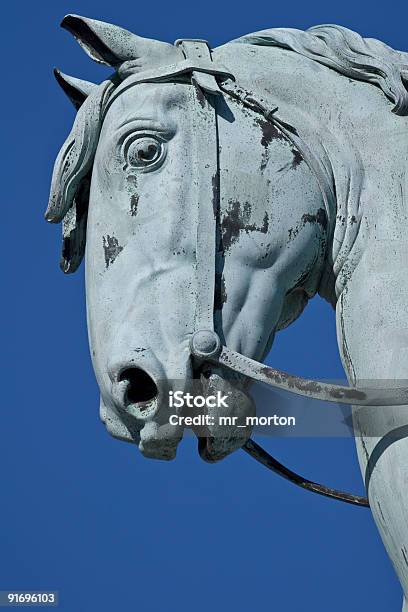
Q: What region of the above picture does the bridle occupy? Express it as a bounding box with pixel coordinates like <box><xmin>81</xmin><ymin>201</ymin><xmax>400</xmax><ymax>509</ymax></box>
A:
<box><xmin>109</xmin><ymin>39</ymin><xmax>408</xmax><ymax>509</ymax></box>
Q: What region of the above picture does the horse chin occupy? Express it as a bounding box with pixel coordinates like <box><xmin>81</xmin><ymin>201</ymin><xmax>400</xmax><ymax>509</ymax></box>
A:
<box><xmin>138</xmin><ymin>421</ymin><xmax>184</xmax><ymax>461</ymax></box>
<box><xmin>195</xmin><ymin>368</ymin><xmax>255</xmax><ymax>462</ymax></box>
<box><xmin>99</xmin><ymin>396</ymin><xmax>184</xmax><ymax>461</ymax></box>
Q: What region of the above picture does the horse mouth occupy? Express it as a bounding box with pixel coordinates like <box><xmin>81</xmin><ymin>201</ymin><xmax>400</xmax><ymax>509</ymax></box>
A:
<box><xmin>192</xmin><ymin>368</ymin><xmax>256</xmax><ymax>462</ymax></box>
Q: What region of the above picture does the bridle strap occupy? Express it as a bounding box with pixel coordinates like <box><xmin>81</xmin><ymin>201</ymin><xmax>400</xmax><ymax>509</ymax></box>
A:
<box><xmin>208</xmin><ymin>345</ymin><xmax>408</xmax><ymax>406</ymax></box>
<box><xmin>178</xmin><ymin>41</ymin><xmax>220</xmax><ymax>334</ymax></box>
<box><xmin>103</xmin><ymin>57</ymin><xmax>234</xmax><ymax>119</ymax></box>
<box><xmin>176</xmin><ymin>39</ymin><xmax>223</xmax><ymax>95</ymax></box>
<box><xmin>179</xmin><ymin>42</ymin><xmax>371</xmax><ymax>508</ymax></box>
<box><xmin>107</xmin><ymin>40</ymin><xmax>373</xmax><ymax>507</ymax></box>
<box><xmin>243</xmin><ymin>439</ymin><xmax>369</xmax><ymax>507</ymax></box>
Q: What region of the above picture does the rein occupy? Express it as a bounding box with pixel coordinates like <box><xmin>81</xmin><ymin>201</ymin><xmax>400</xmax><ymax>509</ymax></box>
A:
<box><xmin>111</xmin><ymin>38</ymin><xmax>408</xmax><ymax>509</ymax></box>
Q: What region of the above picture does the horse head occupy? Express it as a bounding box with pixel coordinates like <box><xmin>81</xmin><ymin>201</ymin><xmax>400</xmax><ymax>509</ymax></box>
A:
<box><xmin>47</xmin><ymin>15</ymin><xmax>330</xmax><ymax>461</ymax></box>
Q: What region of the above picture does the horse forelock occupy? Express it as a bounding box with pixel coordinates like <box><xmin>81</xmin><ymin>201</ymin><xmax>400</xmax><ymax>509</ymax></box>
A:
<box><xmin>46</xmin><ymin>78</ymin><xmax>118</xmax><ymax>272</ymax></box>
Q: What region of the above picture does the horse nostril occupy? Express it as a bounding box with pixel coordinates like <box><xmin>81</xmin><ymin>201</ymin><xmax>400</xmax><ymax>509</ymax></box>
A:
<box><xmin>118</xmin><ymin>368</ymin><xmax>158</xmax><ymax>404</ymax></box>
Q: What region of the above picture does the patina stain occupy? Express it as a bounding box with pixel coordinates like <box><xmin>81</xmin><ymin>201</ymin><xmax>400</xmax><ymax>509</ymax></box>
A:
<box><xmin>329</xmin><ymin>386</ymin><xmax>366</xmax><ymax>401</ymax></box>
<box><xmin>212</xmin><ymin>171</ymin><xmax>220</xmax><ymax>217</ymax></box>
<box><xmin>291</xmin><ymin>147</ymin><xmax>303</xmax><ymax>169</ymax></box>
<box><xmin>102</xmin><ymin>235</ymin><xmax>123</xmax><ymax>268</ymax></box>
<box><xmin>193</xmin><ymin>81</ymin><xmax>206</xmax><ymax>109</ymax></box>
<box><xmin>377</xmin><ymin>501</ymin><xmax>386</xmax><ymax>523</ymax></box>
<box><xmin>260</xmin><ymin>366</ymin><xmax>366</xmax><ymax>400</ymax></box>
<box><xmin>361</xmin><ymin>437</ymin><xmax>370</xmax><ymax>463</ymax></box>
<box><xmin>126</xmin><ymin>175</ymin><xmax>138</xmax><ymax>188</ymax></box>
<box><xmin>277</xmin><ymin>147</ymin><xmax>304</xmax><ymax>174</ymax></box>
<box><xmin>257</xmin><ymin>118</ymin><xmax>285</xmax><ymax>148</ymax></box>
<box><xmin>214</xmin><ymin>272</ymin><xmax>228</xmax><ymax>310</ymax></box>
<box><xmin>130</xmin><ymin>194</ymin><xmax>139</xmax><ymax>216</ymax></box>
<box><xmin>261</xmin><ymin>367</ymin><xmax>323</xmax><ymax>393</ymax></box>
<box><xmin>302</xmin><ymin>208</ymin><xmax>328</xmax><ymax>230</ymax></box>
<box><xmin>221</xmin><ymin>200</ymin><xmax>269</xmax><ymax>251</ymax></box>
<box><xmin>221</xmin><ymin>200</ymin><xmax>242</xmax><ymax>250</ymax></box>
<box><xmin>402</xmin><ymin>547</ymin><xmax>408</xmax><ymax>568</ymax></box>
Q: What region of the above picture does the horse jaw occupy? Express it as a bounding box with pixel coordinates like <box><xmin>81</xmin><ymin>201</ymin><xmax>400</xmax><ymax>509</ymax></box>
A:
<box><xmin>197</xmin><ymin>369</ymin><xmax>256</xmax><ymax>461</ymax></box>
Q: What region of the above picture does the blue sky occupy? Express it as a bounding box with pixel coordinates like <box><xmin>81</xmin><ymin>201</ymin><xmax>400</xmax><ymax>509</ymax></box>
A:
<box><xmin>3</xmin><ymin>1</ymin><xmax>407</xmax><ymax>610</ymax></box>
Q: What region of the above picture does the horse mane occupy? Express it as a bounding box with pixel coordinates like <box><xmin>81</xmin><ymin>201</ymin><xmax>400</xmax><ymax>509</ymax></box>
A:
<box><xmin>233</xmin><ymin>24</ymin><xmax>408</xmax><ymax>115</ymax></box>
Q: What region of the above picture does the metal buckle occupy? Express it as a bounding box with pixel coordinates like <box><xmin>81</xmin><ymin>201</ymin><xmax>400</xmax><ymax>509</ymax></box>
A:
<box><xmin>174</xmin><ymin>38</ymin><xmax>211</xmax><ymax>48</ymax></box>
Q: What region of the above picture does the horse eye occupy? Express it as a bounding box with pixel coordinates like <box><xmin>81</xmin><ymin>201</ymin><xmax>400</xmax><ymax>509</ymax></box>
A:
<box><xmin>126</xmin><ymin>137</ymin><xmax>163</xmax><ymax>168</ymax></box>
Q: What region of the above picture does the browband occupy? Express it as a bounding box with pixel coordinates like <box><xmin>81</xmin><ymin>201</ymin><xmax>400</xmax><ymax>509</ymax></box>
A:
<box><xmin>103</xmin><ymin>51</ymin><xmax>234</xmax><ymax>118</ymax></box>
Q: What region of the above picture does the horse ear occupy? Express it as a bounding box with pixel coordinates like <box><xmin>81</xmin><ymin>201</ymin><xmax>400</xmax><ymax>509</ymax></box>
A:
<box><xmin>60</xmin><ymin>14</ymin><xmax>179</xmax><ymax>68</ymax></box>
<box><xmin>54</xmin><ymin>69</ymin><xmax>96</xmax><ymax>109</ymax></box>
